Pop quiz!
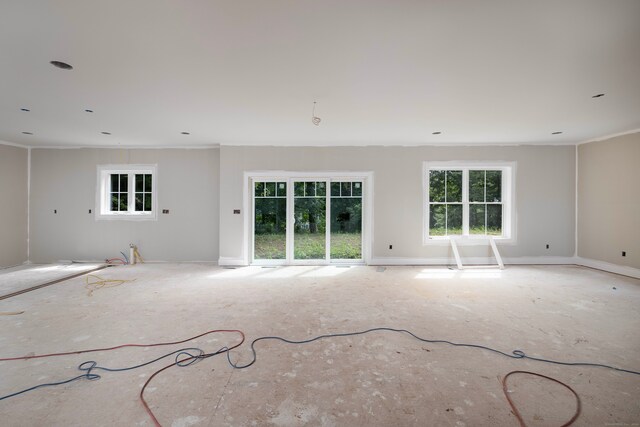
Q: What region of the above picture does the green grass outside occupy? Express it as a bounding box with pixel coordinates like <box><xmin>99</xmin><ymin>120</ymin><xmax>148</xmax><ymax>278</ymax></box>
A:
<box><xmin>254</xmin><ymin>233</ymin><xmax>362</xmax><ymax>260</ymax></box>
<box><xmin>329</xmin><ymin>232</ymin><xmax>362</xmax><ymax>259</ymax></box>
<box><xmin>254</xmin><ymin>233</ymin><xmax>287</xmax><ymax>259</ymax></box>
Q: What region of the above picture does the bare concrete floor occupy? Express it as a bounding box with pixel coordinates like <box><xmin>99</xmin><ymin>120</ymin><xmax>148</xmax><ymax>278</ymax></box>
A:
<box><xmin>0</xmin><ymin>263</ymin><xmax>103</xmax><ymax>297</ymax></box>
<box><xmin>0</xmin><ymin>264</ymin><xmax>638</xmax><ymax>426</ymax></box>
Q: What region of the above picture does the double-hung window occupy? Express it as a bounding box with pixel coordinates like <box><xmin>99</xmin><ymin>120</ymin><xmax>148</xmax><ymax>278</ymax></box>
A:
<box><xmin>425</xmin><ymin>162</ymin><xmax>514</xmax><ymax>241</ymax></box>
<box><xmin>96</xmin><ymin>164</ymin><xmax>157</xmax><ymax>220</ymax></box>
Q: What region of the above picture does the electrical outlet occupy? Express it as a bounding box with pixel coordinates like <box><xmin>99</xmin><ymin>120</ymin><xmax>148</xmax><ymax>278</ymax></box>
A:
<box><xmin>546</xmin><ymin>244</ymin><xmax>549</xmax><ymax>249</ymax></box>
<box><xmin>162</xmin><ymin>209</ymin><xmax>169</xmax><ymax>214</ymax></box>
<box><xmin>622</xmin><ymin>251</ymin><xmax>626</xmax><ymax>257</ymax></box>
<box><xmin>389</xmin><ymin>244</ymin><xmax>393</xmax><ymax>250</ymax></box>
<box><xmin>89</xmin><ymin>209</ymin><xmax>92</xmax><ymax>214</ymax></box>
<box><xmin>54</xmin><ymin>209</ymin><xmax>57</xmax><ymax>214</ymax></box>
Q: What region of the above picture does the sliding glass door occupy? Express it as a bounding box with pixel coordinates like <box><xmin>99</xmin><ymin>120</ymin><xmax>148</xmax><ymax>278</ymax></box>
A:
<box><xmin>293</xmin><ymin>180</ymin><xmax>328</xmax><ymax>262</ymax></box>
<box><xmin>252</xmin><ymin>176</ymin><xmax>365</xmax><ymax>265</ymax></box>
<box><xmin>330</xmin><ymin>181</ymin><xmax>362</xmax><ymax>260</ymax></box>
<box><xmin>253</xmin><ymin>181</ymin><xmax>287</xmax><ymax>261</ymax></box>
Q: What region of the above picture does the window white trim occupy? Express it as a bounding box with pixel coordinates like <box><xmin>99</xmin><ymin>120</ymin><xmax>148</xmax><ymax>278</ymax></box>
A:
<box><xmin>95</xmin><ymin>164</ymin><xmax>158</xmax><ymax>221</ymax></box>
<box><xmin>423</xmin><ymin>161</ymin><xmax>516</xmax><ymax>245</ymax></box>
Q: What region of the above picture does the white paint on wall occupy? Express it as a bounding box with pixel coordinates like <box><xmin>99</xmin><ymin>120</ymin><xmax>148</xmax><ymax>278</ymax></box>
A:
<box><xmin>578</xmin><ymin>132</ymin><xmax>640</xmax><ymax>269</ymax></box>
<box><xmin>0</xmin><ymin>144</ymin><xmax>28</xmax><ymax>267</ymax></box>
<box><xmin>29</xmin><ymin>148</ymin><xmax>220</xmax><ymax>263</ymax></box>
<box><xmin>219</xmin><ymin>145</ymin><xmax>576</xmax><ymax>264</ymax></box>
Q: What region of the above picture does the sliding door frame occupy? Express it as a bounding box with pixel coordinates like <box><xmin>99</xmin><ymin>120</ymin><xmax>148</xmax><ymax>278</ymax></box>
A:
<box><xmin>245</xmin><ymin>171</ymin><xmax>373</xmax><ymax>266</ymax></box>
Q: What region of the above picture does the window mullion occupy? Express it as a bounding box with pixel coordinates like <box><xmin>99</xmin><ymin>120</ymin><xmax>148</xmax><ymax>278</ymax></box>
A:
<box><xmin>444</xmin><ymin>171</ymin><xmax>448</xmax><ymax>235</ymax></box>
<box><xmin>128</xmin><ymin>173</ymin><xmax>135</xmax><ymax>214</ymax></box>
<box><xmin>484</xmin><ymin>171</ymin><xmax>488</xmax><ymax>233</ymax></box>
<box><xmin>462</xmin><ymin>169</ymin><xmax>469</xmax><ymax>236</ymax></box>
<box><xmin>325</xmin><ymin>180</ymin><xmax>330</xmax><ymax>262</ymax></box>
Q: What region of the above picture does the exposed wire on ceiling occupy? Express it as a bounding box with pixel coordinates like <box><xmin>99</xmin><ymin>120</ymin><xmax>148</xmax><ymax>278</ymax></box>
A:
<box><xmin>311</xmin><ymin>101</ymin><xmax>321</xmax><ymax>126</ymax></box>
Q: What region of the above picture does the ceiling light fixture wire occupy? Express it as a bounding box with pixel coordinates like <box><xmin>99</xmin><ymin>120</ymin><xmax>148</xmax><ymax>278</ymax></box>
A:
<box><xmin>311</xmin><ymin>101</ymin><xmax>321</xmax><ymax>126</ymax></box>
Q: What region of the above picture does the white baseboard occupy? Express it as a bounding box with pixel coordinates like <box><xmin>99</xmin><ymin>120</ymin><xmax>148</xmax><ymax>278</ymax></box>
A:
<box><xmin>575</xmin><ymin>257</ymin><xmax>640</xmax><ymax>279</ymax></box>
<box><xmin>369</xmin><ymin>256</ymin><xmax>639</xmax><ymax>278</ymax></box>
<box><xmin>138</xmin><ymin>260</ymin><xmax>219</xmax><ymax>264</ymax></box>
<box><xmin>56</xmin><ymin>259</ymin><xmax>218</xmax><ymax>265</ymax></box>
<box><xmin>218</xmin><ymin>257</ymin><xmax>247</xmax><ymax>267</ymax></box>
<box><xmin>45</xmin><ymin>256</ymin><xmax>637</xmax><ymax>278</ymax></box>
<box><xmin>0</xmin><ymin>262</ymin><xmax>28</xmax><ymax>270</ymax></box>
<box><xmin>369</xmin><ymin>256</ymin><xmax>575</xmax><ymax>266</ymax></box>
<box><xmin>504</xmin><ymin>256</ymin><xmax>577</xmax><ymax>265</ymax></box>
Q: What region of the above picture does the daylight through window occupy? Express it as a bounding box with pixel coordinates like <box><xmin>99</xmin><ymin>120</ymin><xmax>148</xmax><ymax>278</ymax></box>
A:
<box><xmin>425</xmin><ymin>163</ymin><xmax>513</xmax><ymax>240</ymax></box>
<box><xmin>96</xmin><ymin>165</ymin><xmax>157</xmax><ymax>220</ymax></box>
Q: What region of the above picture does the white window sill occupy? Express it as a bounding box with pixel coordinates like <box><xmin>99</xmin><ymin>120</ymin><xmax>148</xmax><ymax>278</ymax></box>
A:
<box><xmin>95</xmin><ymin>213</ymin><xmax>157</xmax><ymax>221</ymax></box>
<box><xmin>423</xmin><ymin>236</ymin><xmax>516</xmax><ymax>246</ymax></box>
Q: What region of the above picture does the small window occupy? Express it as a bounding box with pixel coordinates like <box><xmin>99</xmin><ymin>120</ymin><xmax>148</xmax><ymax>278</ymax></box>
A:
<box><xmin>424</xmin><ymin>162</ymin><xmax>514</xmax><ymax>241</ymax></box>
<box><xmin>96</xmin><ymin>165</ymin><xmax>157</xmax><ymax>220</ymax></box>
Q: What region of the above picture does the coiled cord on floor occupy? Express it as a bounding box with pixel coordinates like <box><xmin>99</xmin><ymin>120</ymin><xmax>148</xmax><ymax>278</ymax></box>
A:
<box><xmin>138</xmin><ymin>345</ymin><xmax>238</xmax><ymax>426</ymax></box>
<box><xmin>502</xmin><ymin>370</ymin><xmax>581</xmax><ymax>427</ymax></box>
<box><xmin>0</xmin><ymin>330</ymin><xmax>245</xmax><ymax>403</ymax></box>
<box><xmin>0</xmin><ymin>329</ymin><xmax>244</xmax><ymax>362</ymax></box>
<box><xmin>0</xmin><ymin>327</ymin><xmax>638</xmax><ymax>426</ymax></box>
<box><xmin>0</xmin><ymin>347</ymin><xmax>205</xmax><ymax>401</ymax></box>
<box><xmin>85</xmin><ymin>274</ymin><xmax>136</xmax><ymax>296</ymax></box>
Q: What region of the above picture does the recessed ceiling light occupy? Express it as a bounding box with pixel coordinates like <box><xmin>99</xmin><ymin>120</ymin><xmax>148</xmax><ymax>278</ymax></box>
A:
<box><xmin>101</xmin><ymin>131</ymin><xmax>111</xmax><ymax>135</ymax></box>
<box><xmin>20</xmin><ymin>108</ymin><xmax>30</xmax><ymax>112</ymax></box>
<box><xmin>551</xmin><ymin>131</ymin><xmax>563</xmax><ymax>135</ymax></box>
<box><xmin>85</xmin><ymin>109</ymin><xmax>94</xmax><ymax>113</ymax></box>
<box><xmin>22</xmin><ymin>131</ymin><xmax>33</xmax><ymax>135</ymax></box>
<box><xmin>50</xmin><ymin>60</ymin><xmax>73</xmax><ymax>70</ymax></box>
<box><xmin>432</xmin><ymin>131</ymin><xmax>442</xmax><ymax>135</ymax></box>
<box><xmin>592</xmin><ymin>93</ymin><xmax>605</xmax><ymax>98</ymax></box>
<box><xmin>181</xmin><ymin>132</ymin><xmax>190</xmax><ymax>135</ymax></box>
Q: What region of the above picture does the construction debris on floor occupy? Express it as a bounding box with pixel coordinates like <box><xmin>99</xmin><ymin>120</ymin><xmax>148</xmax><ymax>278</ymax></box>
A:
<box><xmin>0</xmin><ymin>264</ymin><xmax>638</xmax><ymax>426</ymax></box>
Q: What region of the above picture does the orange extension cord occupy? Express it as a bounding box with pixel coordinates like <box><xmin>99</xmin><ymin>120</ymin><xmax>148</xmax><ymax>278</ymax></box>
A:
<box><xmin>502</xmin><ymin>370</ymin><xmax>581</xmax><ymax>427</ymax></box>
<box><xmin>0</xmin><ymin>332</ymin><xmax>593</xmax><ymax>427</ymax></box>
<box><xmin>0</xmin><ymin>329</ymin><xmax>246</xmax><ymax>426</ymax></box>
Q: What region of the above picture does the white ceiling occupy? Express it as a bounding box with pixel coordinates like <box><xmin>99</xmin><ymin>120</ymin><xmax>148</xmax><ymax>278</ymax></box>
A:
<box><xmin>1</xmin><ymin>0</ymin><xmax>639</xmax><ymax>148</ymax></box>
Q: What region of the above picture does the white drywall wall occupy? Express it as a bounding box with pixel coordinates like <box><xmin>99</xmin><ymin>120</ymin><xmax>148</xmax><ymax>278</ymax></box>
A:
<box><xmin>29</xmin><ymin>148</ymin><xmax>219</xmax><ymax>262</ymax></box>
<box><xmin>578</xmin><ymin>132</ymin><xmax>640</xmax><ymax>268</ymax></box>
<box><xmin>219</xmin><ymin>145</ymin><xmax>576</xmax><ymax>263</ymax></box>
<box><xmin>0</xmin><ymin>144</ymin><xmax>28</xmax><ymax>267</ymax></box>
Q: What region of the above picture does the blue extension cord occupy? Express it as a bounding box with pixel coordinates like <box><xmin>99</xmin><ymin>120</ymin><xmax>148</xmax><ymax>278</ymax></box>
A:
<box><xmin>1</xmin><ymin>327</ymin><xmax>638</xmax><ymax>402</ymax></box>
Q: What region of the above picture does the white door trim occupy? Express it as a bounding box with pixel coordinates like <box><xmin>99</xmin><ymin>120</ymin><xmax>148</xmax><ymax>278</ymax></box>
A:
<box><xmin>244</xmin><ymin>171</ymin><xmax>374</xmax><ymax>266</ymax></box>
